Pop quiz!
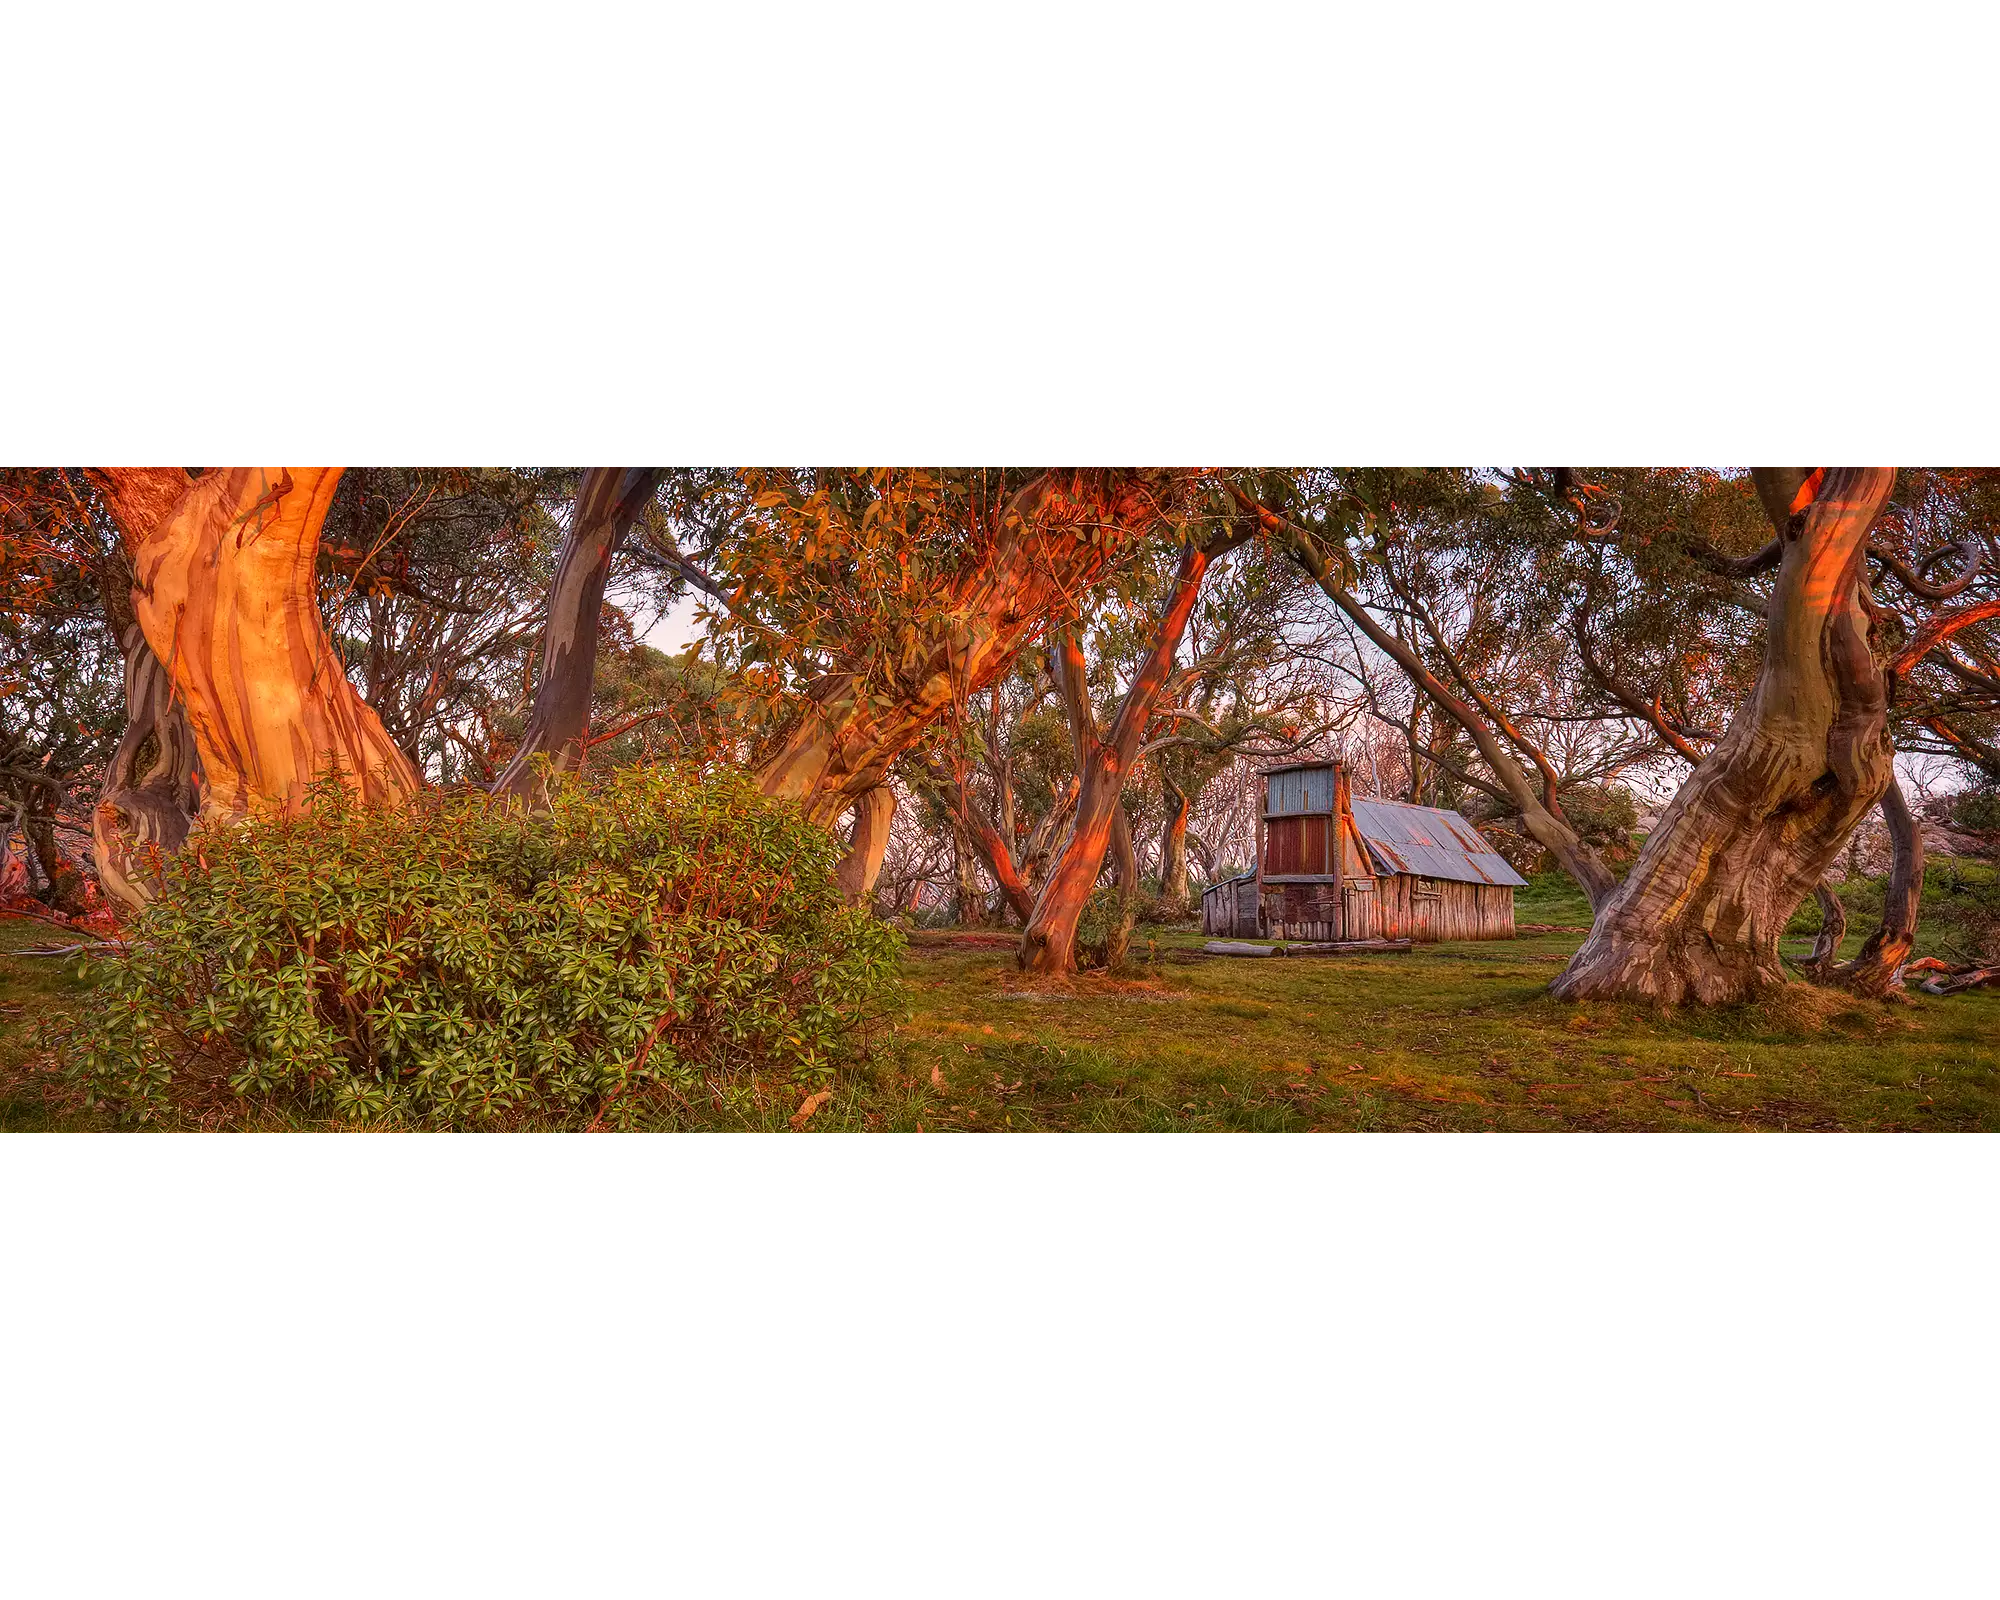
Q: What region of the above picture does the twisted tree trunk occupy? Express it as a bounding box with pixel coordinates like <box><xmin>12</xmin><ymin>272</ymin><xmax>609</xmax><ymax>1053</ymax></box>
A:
<box><xmin>93</xmin><ymin>469</ymin><xmax>420</xmax><ymax>820</ymax></box>
<box><xmin>912</xmin><ymin>752</ymin><xmax>1037</xmax><ymax>923</ymax></box>
<box><xmin>92</xmin><ymin>589</ymin><xmax>203</xmax><ymax>911</ymax></box>
<box><xmin>492</xmin><ymin>468</ymin><xmax>662</xmax><ymax>801</ymax></box>
<box><xmin>1552</xmin><ymin>468</ymin><xmax>1899</xmax><ymax>1004</ymax></box>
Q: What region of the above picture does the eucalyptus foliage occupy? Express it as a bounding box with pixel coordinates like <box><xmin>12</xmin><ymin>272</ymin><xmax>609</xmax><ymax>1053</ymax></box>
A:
<box><xmin>61</xmin><ymin>765</ymin><xmax>902</xmax><ymax>1126</ymax></box>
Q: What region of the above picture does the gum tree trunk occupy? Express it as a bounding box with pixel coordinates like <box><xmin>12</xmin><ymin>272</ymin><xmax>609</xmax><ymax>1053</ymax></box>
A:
<box><xmin>93</xmin><ymin>469</ymin><xmax>420</xmax><ymax>820</ymax></box>
<box><xmin>952</xmin><ymin>825</ymin><xmax>986</xmax><ymax>925</ymax></box>
<box><xmin>1101</xmin><ymin>803</ymin><xmax>1138</xmax><ymax>969</ymax></box>
<box><xmin>1160</xmin><ymin>776</ymin><xmax>1191</xmax><ymax>905</ymax></box>
<box><xmin>915</xmin><ymin>752</ymin><xmax>1046</xmax><ymax>926</ymax></box>
<box><xmin>753</xmin><ymin>472</ymin><xmax>1162</xmax><ymax>828</ymax></box>
<box><xmin>1803</xmin><ymin>882</ymin><xmax>1848</xmax><ymax>979</ymax></box>
<box><xmin>92</xmin><ymin>586</ymin><xmax>203</xmax><ymax>911</ymax></box>
<box><xmin>23</xmin><ymin>798</ymin><xmax>87</xmax><ymax>916</ymax></box>
<box><xmin>1834</xmin><ymin>777</ymin><xmax>1923</xmax><ymax>997</ymax></box>
<box><xmin>1551</xmin><ymin>468</ymin><xmax>1899</xmax><ymax>1004</ymax></box>
<box><xmin>492</xmin><ymin>468</ymin><xmax>662</xmax><ymax>801</ymax></box>
<box><xmin>832</xmin><ymin>786</ymin><xmax>896</xmax><ymax>904</ymax></box>
<box><xmin>1020</xmin><ymin>531</ymin><xmax>1242</xmax><ymax>974</ymax></box>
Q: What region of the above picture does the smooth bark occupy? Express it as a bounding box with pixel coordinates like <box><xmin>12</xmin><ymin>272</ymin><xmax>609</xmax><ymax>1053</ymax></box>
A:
<box><xmin>913</xmin><ymin>752</ymin><xmax>1038</xmax><ymax>923</ymax></box>
<box><xmin>492</xmin><ymin>468</ymin><xmax>663</xmax><ymax>801</ymax></box>
<box><xmin>1803</xmin><ymin>882</ymin><xmax>1847</xmax><ymax>979</ymax></box>
<box><xmin>951</xmin><ymin>824</ymin><xmax>986</xmax><ymax>926</ymax></box>
<box><xmin>93</xmin><ymin>469</ymin><xmax>420</xmax><ymax>820</ymax></box>
<box><xmin>1101</xmin><ymin>803</ymin><xmax>1138</xmax><ymax>968</ymax></box>
<box><xmin>833</xmin><ymin>786</ymin><xmax>896</xmax><ymax>903</ymax></box>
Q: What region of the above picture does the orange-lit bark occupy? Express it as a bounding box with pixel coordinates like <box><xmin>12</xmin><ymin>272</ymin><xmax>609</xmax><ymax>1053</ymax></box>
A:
<box><xmin>753</xmin><ymin>472</ymin><xmax>1165</xmax><ymax>827</ymax></box>
<box><xmin>833</xmin><ymin>786</ymin><xmax>896</xmax><ymax>903</ymax></box>
<box><xmin>1551</xmin><ymin>469</ymin><xmax>1899</xmax><ymax>1004</ymax></box>
<box><xmin>93</xmin><ymin>469</ymin><xmax>420</xmax><ymax>822</ymax></box>
<box><xmin>1020</xmin><ymin>532</ymin><xmax>1241</xmax><ymax>974</ymax></box>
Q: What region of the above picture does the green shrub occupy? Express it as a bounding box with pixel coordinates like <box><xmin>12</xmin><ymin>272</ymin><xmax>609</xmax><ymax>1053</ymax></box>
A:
<box><xmin>59</xmin><ymin>765</ymin><xmax>903</xmax><ymax>1127</ymax></box>
<box><xmin>1074</xmin><ymin>885</ymin><xmax>1135</xmax><ymax>969</ymax></box>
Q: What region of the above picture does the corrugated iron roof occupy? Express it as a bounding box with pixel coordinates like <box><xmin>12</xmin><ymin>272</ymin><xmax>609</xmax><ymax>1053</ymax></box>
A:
<box><xmin>1349</xmin><ymin>798</ymin><xmax>1528</xmax><ymax>888</ymax></box>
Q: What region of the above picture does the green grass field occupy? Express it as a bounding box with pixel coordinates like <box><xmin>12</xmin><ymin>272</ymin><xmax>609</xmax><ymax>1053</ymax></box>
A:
<box><xmin>7</xmin><ymin>896</ymin><xmax>1997</xmax><ymax>1131</ymax></box>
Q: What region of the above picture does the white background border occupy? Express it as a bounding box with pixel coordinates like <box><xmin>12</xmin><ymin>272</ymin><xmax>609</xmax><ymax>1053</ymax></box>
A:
<box><xmin>7</xmin><ymin>3</ymin><xmax>1998</xmax><ymax>1594</ymax></box>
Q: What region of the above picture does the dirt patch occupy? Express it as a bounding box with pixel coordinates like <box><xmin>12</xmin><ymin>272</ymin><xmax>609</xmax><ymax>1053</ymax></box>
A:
<box><xmin>903</xmin><ymin>931</ymin><xmax>1023</xmax><ymax>957</ymax></box>
<box><xmin>993</xmin><ymin>969</ymin><xmax>1191</xmax><ymax>1005</ymax></box>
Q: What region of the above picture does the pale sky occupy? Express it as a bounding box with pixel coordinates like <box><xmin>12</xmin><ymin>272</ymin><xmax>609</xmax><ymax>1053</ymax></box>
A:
<box><xmin>636</xmin><ymin>591</ymin><xmax>708</xmax><ymax>656</ymax></box>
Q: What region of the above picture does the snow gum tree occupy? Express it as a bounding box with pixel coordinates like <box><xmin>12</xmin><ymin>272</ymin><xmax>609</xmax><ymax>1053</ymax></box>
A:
<box><xmin>1551</xmin><ymin>468</ymin><xmax>1900</xmax><ymax>1003</ymax></box>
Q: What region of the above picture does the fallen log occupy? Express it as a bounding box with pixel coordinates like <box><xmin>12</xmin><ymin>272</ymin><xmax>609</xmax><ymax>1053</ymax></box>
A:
<box><xmin>1284</xmin><ymin>939</ymin><xmax>1412</xmax><ymax>956</ymax></box>
<box><xmin>1916</xmin><ymin>965</ymin><xmax>2000</xmax><ymax>997</ymax></box>
<box><xmin>1202</xmin><ymin>938</ymin><xmax>1413</xmax><ymax>958</ymax></box>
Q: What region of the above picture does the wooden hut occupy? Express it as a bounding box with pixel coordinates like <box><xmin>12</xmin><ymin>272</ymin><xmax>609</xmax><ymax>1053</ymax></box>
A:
<box><xmin>1200</xmin><ymin>760</ymin><xmax>1525</xmax><ymax>943</ymax></box>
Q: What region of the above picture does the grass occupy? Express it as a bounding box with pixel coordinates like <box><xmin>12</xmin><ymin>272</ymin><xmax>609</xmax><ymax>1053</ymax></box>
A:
<box><xmin>6</xmin><ymin>901</ymin><xmax>1999</xmax><ymax>1133</ymax></box>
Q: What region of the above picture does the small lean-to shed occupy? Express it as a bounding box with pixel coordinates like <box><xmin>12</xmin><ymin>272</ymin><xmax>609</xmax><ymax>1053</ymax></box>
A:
<box><xmin>1200</xmin><ymin>761</ymin><xmax>1526</xmax><ymax>942</ymax></box>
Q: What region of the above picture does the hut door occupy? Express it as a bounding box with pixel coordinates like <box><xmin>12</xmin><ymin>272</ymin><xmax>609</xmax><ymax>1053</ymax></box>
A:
<box><xmin>1342</xmin><ymin>879</ymin><xmax>1375</xmax><ymax>940</ymax></box>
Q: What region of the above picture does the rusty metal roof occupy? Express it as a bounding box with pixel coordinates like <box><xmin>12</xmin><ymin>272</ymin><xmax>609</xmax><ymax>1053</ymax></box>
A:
<box><xmin>1349</xmin><ymin>798</ymin><xmax>1528</xmax><ymax>888</ymax></box>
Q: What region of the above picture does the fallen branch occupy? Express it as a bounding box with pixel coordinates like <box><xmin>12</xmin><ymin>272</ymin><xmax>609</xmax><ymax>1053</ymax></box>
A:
<box><xmin>1914</xmin><ymin>963</ymin><xmax>2000</xmax><ymax>997</ymax></box>
<box><xmin>1203</xmin><ymin>938</ymin><xmax>1412</xmax><ymax>958</ymax></box>
<box><xmin>0</xmin><ymin>903</ymin><xmax>82</xmax><ymax>932</ymax></box>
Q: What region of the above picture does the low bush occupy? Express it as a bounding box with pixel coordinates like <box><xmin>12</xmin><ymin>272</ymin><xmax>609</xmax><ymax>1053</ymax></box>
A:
<box><xmin>58</xmin><ymin>765</ymin><xmax>903</xmax><ymax>1127</ymax></box>
<box><xmin>1074</xmin><ymin>886</ymin><xmax>1136</xmax><ymax>969</ymax></box>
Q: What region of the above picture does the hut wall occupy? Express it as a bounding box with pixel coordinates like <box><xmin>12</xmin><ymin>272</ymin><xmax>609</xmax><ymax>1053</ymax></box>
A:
<box><xmin>1262</xmin><ymin>880</ymin><xmax>1343</xmax><ymax>942</ymax></box>
<box><xmin>1370</xmin><ymin>876</ymin><xmax>1515</xmax><ymax>942</ymax></box>
<box><xmin>1235</xmin><ymin>876</ymin><xmax>1261</xmax><ymax>937</ymax></box>
<box><xmin>1242</xmin><ymin>875</ymin><xmax>1514</xmax><ymax>942</ymax></box>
